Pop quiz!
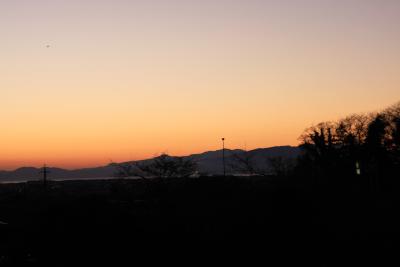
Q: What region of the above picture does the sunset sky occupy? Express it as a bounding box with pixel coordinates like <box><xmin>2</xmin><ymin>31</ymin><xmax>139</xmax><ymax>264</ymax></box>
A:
<box><xmin>1</xmin><ymin>0</ymin><xmax>400</xmax><ymax>170</ymax></box>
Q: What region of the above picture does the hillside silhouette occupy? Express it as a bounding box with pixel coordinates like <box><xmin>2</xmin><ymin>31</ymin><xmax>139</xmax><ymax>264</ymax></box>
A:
<box><xmin>0</xmin><ymin>102</ymin><xmax>399</xmax><ymax>266</ymax></box>
<box><xmin>0</xmin><ymin>146</ymin><xmax>300</xmax><ymax>182</ymax></box>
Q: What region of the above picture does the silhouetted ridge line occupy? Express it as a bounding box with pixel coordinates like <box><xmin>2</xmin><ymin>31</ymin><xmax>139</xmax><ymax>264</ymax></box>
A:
<box><xmin>0</xmin><ymin>146</ymin><xmax>301</xmax><ymax>181</ymax></box>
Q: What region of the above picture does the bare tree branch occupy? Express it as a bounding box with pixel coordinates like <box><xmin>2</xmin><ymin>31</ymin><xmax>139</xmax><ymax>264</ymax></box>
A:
<box><xmin>113</xmin><ymin>154</ymin><xmax>197</xmax><ymax>179</ymax></box>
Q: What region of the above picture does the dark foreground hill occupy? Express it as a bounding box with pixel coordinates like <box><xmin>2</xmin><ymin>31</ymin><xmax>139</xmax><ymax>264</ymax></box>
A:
<box><xmin>0</xmin><ymin>175</ymin><xmax>399</xmax><ymax>266</ymax></box>
<box><xmin>0</xmin><ymin>146</ymin><xmax>300</xmax><ymax>182</ymax></box>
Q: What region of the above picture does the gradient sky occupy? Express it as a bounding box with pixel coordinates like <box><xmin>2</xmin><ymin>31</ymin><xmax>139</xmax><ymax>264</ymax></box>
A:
<box><xmin>1</xmin><ymin>0</ymin><xmax>400</xmax><ymax>170</ymax></box>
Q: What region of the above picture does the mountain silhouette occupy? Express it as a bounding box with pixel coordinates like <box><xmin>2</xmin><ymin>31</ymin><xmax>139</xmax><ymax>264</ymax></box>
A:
<box><xmin>0</xmin><ymin>146</ymin><xmax>300</xmax><ymax>182</ymax></box>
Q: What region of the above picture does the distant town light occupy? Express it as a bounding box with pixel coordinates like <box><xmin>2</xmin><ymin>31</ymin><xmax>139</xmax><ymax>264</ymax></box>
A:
<box><xmin>356</xmin><ymin>161</ymin><xmax>361</xmax><ymax>175</ymax></box>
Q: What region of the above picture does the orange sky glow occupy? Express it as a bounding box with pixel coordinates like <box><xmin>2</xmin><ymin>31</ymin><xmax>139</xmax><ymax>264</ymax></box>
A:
<box><xmin>1</xmin><ymin>0</ymin><xmax>400</xmax><ymax>170</ymax></box>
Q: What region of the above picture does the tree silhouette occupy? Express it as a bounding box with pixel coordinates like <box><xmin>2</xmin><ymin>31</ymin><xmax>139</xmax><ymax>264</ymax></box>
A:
<box><xmin>114</xmin><ymin>162</ymin><xmax>148</xmax><ymax>180</ymax></box>
<box><xmin>267</xmin><ymin>156</ymin><xmax>295</xmax><ymax>177</ymax></box>
<box><xmin>230</xmin><ymin>151</ymin><xmax>264</xmax><ymax>176</ymax></box>
<box><xmin>298</xmin><ymin>101</ymin><xmax>400</xmax><ymax>191</ymax></box>
<box><xmin>230</xmin><ymin>151</ymin><xmax>295</xmax><ymax>177</ymax></box>
<box><xmin>114</xmin><ymin>154</ymin><xmax>197</xmax><ymax>179</ymax></box>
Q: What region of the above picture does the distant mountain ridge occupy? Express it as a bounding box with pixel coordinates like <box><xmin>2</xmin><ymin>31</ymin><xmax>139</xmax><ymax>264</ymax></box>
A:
<box><xmin>0</xmin><ymin>146</ymin><xmax>300</xmax><ymax>182</ymax></box>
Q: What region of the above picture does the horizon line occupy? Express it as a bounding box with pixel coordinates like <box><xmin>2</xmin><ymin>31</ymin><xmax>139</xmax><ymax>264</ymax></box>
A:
<box><xmin>0</xmin><ymin>145</ymin><xmax>298</xmax><ymax>172</ymax></box>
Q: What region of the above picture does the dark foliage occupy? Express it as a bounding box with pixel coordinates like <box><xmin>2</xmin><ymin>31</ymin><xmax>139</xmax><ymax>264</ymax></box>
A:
<box><xmin>229</xmin><ymin>151</ymin><xmax>296</xmax><ymax>176</ymax></box>
<box><xmin>298</xmin><ymin>102</ymin><xmax>400</xmax><ymax>191</ymax></box>
<box><xmin>114</xmin><ymin>154</ymin><xmax>197</xmax><ymax>179</ymax></box>
<box><xmin>1</xmin><ymin>175</ymin><xmax>399</xmax><ymax>266</ymax></box>
<box><xmin>1</xmin><ymin>102</ymin><xmax>400</xmax><ymax>266</ymax></box>
<box><xmin>229</xmin><ymin>151</ymin><xmax>263</xmax><ymax>175</ymax></box>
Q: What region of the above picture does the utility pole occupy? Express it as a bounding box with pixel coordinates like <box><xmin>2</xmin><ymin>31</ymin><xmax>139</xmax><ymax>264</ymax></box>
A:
<box><xmin>40</xmin><ymin>164</ymin><xmax>50</xmax><ymax>188</ymax></box>
<box><xmin>222</xmin><ymin>138</ymin><xmax>226</xmax><ymax>177</ymax></box>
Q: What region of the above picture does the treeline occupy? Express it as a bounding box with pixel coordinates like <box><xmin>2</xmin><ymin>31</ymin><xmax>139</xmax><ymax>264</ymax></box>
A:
<box><xmin>113</xmin><ymin>154</ymin><xmax>198</xmax><ymax>179</ymax></box>
<box><xmin>111</xmin><ymin>101</ymin><xmax>400</xmax><ymax>190</ymax></box>
<box><xmin>297</xmin><ymin>101</ymin><xmax>400</xmax><ymax>192</ymax></box>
